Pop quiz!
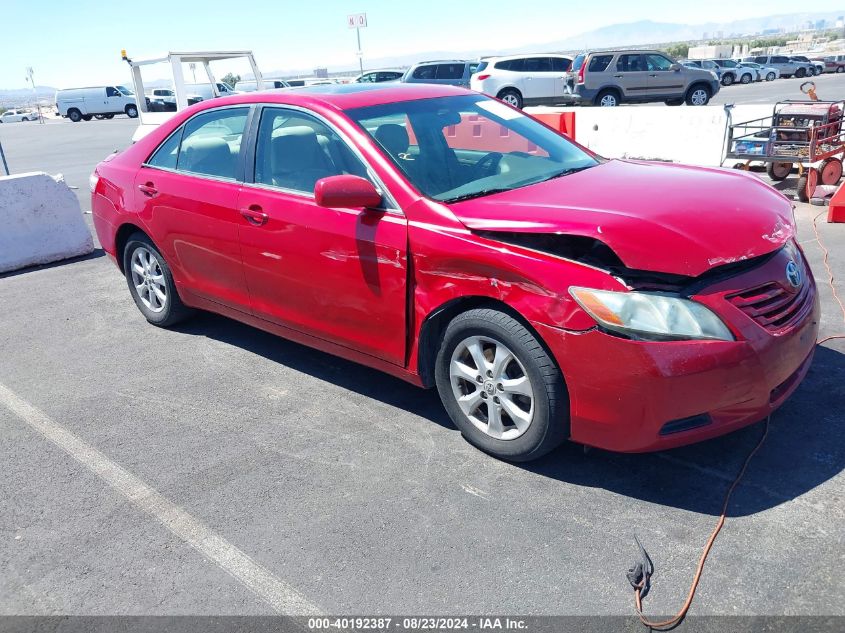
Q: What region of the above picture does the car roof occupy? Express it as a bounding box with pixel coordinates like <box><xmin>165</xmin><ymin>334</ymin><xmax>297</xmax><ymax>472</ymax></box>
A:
<box><xmin>485</xmin><ymin>53</ymin><xmax>572</xmax><ymax>61</ymax></box>
<box><xmin>190</xmin><ymin>82</ymin><xmax>472</xmax><ymax>110</ymax></box>
<box><xmin>579</xmin><ymin>49</ymin><xmax>661</xmax><ymax>56</ymax></box>
<box><xmin>411</xmin><ymin>59</ymin><xmax>471</xmax><ymax>65</ymax></box>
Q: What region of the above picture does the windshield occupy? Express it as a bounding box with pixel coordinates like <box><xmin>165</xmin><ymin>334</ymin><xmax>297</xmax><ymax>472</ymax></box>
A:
<box><xmin>346</xmin><ymin>95</ymin><xmax>598</xmax><ymax>202</ymax></box>
<box><xmin>117</xmin><ymin>85</ymin><xmax>134</xmax><ymax>95</ymax></box>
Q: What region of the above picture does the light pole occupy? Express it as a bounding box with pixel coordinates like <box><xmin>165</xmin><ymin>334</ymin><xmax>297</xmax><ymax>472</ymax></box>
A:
<box><xmin>25</xmin><ymin>67</ymin><xmax>44</xmax><ymax>124</ymax></box>
<box><xmin>189</xmin><ymin>63</ymin><xmax>197</xmax><ymax>84</ymax></box>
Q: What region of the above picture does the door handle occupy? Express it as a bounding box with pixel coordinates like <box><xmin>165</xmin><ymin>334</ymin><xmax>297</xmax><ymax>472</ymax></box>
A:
<box><xmin>614</xmin><ymin>74</ymin><xmax>623</xmax><ymax>78</ymax></box>
<box><xmin>649</xmin><ymin>73</ymin><xmax>658</xmax><ymax>77</ymax></box>
<box><xmin>240</xmin><ymin>205</ymin><xmax>269</xmax><ymax>226</ymax></box>
<box><xmin>137</xmin><ymin>182</ymin><xmax>158</xmax><ymax>197</ymax></box>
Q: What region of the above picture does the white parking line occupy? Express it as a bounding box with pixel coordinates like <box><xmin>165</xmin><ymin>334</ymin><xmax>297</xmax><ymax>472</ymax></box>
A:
<box><xmin>0</xmin><ymin>382</ymin><xmax>321</xmax><ymax>615</ymax></box>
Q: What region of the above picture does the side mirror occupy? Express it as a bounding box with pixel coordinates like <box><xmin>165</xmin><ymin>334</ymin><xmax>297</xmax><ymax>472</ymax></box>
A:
<box><xmin>314</xmin><ymin>175</ymin><xmax>383</xmax><ymax>209</ymax></box>
<box><xmin>670</xmin><ymin>63</ymin><xmax>681</xmax><ymax>72</ymax></box>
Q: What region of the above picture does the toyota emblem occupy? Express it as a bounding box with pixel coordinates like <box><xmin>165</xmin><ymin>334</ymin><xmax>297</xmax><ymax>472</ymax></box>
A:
<box><xmin>786</xmin><ymin>260</ymin><xmax>802</xmax><ymax>288</ymax></box>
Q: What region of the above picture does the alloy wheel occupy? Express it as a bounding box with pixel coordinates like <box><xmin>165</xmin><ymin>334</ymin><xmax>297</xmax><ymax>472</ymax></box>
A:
<box><xmin>501</xmin><ymin>93</ymin><xmax>520</xmax><ymax>108</ymax></box>
<box><xmin>449</xmin><ymin>335</ymin><xmax>535</xmax><ymax>440</ymax></box>
<box><xmin>690</xmin><ymin>89</ymin><xmax>708</xmax><ymax>106</ymax></box>
<box><xmin>599</xmin><ymin>94</ymin><xmax>618</xmax><ymax>107</ymax></box>
<box><xmin>130</xmin><ymin>247</ymin><xmax>167</xmax><ymax>313</ymax></box>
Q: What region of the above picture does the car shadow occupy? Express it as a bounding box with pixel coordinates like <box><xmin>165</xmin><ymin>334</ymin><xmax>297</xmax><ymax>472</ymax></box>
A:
<box><xmin>177</xmin><ymin>312</ymin><xmax>844</xmax><ymax>518</ymax></box>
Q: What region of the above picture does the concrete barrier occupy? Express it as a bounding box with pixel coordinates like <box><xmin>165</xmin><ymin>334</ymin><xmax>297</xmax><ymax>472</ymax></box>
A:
<box><xmin>526</xmin><ymin>105</ymin><xmax>773</xmax><ymax>167</ymax></box>
<box><xmin>0</xmin><ymin>172</ymin><xmax>94</xmax><ymax>273</ymax></box>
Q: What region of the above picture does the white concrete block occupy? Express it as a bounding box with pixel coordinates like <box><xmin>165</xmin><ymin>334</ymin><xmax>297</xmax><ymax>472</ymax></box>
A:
<box><xmin>526</xmin><ymin>104</ymin><xmax>775</xmax><ymax>167</ymax></box>
<box><xmin>0</xmin><ymin>172</ymin><xmax>94</xmax><ymax>273</ymax></box>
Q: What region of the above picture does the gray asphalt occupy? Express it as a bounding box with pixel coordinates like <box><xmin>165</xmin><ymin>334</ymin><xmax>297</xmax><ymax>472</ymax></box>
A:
<box><xmin>0</xmin><ymin>113</ymin><xmax>843</xmax><ymax>619</ymax></box>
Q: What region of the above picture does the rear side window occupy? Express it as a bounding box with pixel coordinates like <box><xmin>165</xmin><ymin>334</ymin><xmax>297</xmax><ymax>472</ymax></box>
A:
<box><xmin>436</xmin><ymin>64</ymin><xmax>465</xmax><ymax>79</ymax></box>
<box><xmin>147</xmin><ymin>130</ymin><xmax>182</xmax><ymax>170</ymax></box>
<box><xmin>495</xmin><ymin>58</ymin><xmax>524</xmax><ymax>72</ymax></box>
<box><xmin>175</xmin><ymin>107</ymin><xmax>249</xmax><ymax>180</ymax></box>
<box><xmin>773</xmin><ymin>56</ymin><xmax>789</xmax><ymax>64</ymax></box>
<box><xmin>412</xmin><ymin>65</ymin><xmax>437</xmax><ymax>80</ymax></box>
<box><xmin>588</xmin><ymin>55</ymin><xmax>613</xmax><ymax>72</ymax></box>
<box><xmin>524</xmin><ymin>57</ymin><xmax>552</xmax><ymax>72</ymax></box>
<box><xmin>617</xmin><ymin>54</ymin><xmax>644</xmax><ymax>72</ymax></box>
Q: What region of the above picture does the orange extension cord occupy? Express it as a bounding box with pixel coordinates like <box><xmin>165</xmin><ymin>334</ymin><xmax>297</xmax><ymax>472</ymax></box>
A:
<box><xmin>631</xmin><ymin>210</ymin><xmax>845</xmax><ymax>631</ymax></box>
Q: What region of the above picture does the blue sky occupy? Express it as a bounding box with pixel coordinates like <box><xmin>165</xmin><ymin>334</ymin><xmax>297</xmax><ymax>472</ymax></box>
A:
<box><xmin>2</xmin><ymin>0</ymin><xmax>843</xmax><ymax>88</ymax></box>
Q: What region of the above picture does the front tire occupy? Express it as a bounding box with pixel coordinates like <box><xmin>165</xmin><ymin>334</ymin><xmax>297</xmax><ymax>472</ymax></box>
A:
<box><xmin>125</xmin><ymin>105</ymin><xmax>139</xmax><ymax>118</ymax></box>
<box><xmin>434</xmin><ymin>309</ymin><xmax>568</xmax><ymax>462</ymax></box>
<box><xmin>685</xmin><ymin>85</ymin><xmax>711</xmax><ymax>106</ymax></box>
<box><xmin>123</xmin><ymin>233</ymin><xmax>193</xmax><ymax>327</ymax></box>
<box><xmin>496</xmin><ymin>89</ymin><xmax>523</xmax><ymax>109</ymax></box>
<box><xmin>740</xmin><ymin>72</ymin><xmax>753</xmax><ymax>84</ymax></box>
<box><xmin>766</xmin><ymin>72</ymin><xmax>776</xmax><ymax>81</ymax></box>
<box><xmin>721</xmin><ymin>73</ymin><xmax>734</xmax><ymax>86</ymax></box>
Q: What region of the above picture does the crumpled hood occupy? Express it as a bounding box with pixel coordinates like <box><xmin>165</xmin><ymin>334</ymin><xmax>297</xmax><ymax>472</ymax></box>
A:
<box><xmin>449</xmin><ymin>160</ymin><xmax>794</xmax><ymax>277</ymax></box>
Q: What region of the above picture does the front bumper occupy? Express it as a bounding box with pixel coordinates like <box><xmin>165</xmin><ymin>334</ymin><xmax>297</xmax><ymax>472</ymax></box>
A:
<box><xmin>532</xmin><ymin>253</ymin><xmax>820</xmax><ymax>452</ymax></box>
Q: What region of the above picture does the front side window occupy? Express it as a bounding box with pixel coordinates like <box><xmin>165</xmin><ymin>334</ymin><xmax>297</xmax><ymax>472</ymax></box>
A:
<box><xmin>174</xmin><ymin>107</ymin><xmax>248</xmax><ymax>179</ymax></box>
<box><xmin>253</xmin><ymin>107</ymin><xmax>370</xmax><ymax>194</ymax></box>
<box><xmin>645</xmin><ymin>54</ymin><xmax>673</xmax><ymax>71</ymax></box>
<box><xmin>347</xmin><ymin>94</ymin><xmax>598</xmax><ymax>203</ymax></box>
<box><xmin>106</xmin><ymin>87</ymin><xmax>120</xmax><ymax>97</ymax></box>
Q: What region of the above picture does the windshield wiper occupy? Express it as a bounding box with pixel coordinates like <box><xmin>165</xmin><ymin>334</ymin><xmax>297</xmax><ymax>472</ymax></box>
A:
<box><xmin>542</xmin><ymin>165</ymin><xmax>595</xmax><ymax>182</ymax></box>
<box><xmin>441</xmin><ymin>188</ymin><xmax>512</xmax><ymax>203</ymax></box>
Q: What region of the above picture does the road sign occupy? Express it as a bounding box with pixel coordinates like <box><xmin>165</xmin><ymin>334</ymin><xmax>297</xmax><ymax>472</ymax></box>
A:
<box><xmin>347</xmin><ymin>13</ymin><xmax>367</xmax><ymax>28</ymax></box>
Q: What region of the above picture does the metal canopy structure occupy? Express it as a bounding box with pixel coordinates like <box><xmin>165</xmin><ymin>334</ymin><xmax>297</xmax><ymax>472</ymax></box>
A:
<box><xmin>121</xmin><ymin>50</ymin><xmax>264</xmax><ymax>139</ymax></box>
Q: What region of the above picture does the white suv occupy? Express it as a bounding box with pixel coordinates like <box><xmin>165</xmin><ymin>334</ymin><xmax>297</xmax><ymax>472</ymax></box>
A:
<box><xmin>0</xmin><ymin>109</ymin><xmax>40</xmax><ymax>123</ymax></box>
<box><xmin>471</xmin><ymin>54</ymin><xmax>573</xmax><ymax>109</ymax></box>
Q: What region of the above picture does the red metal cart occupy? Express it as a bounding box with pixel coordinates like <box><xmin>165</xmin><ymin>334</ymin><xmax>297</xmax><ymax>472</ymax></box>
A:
<box><xmin>724</xmin><ymin>99</ymin><xmax>845</xmax><ymax>201</ymax></box>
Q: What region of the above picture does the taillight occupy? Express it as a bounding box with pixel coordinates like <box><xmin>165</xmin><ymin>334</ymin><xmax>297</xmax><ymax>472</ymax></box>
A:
<box><xmin>577</xmin><ymin>61</ymin><xmax>586</xmax><ymax>84</ymax></box>
<box><xmin>476</xmin><ymin>74</ymin><xmax>491</xmax><ymax>81</ymax></box>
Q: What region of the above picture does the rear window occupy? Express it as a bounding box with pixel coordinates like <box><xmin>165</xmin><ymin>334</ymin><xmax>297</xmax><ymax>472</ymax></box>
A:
<box><xmin>588</xmin><ymin>54</ymin><xmax>613</xmax><ymax>72</ymax></box>
<box><xmin>571</xmin><ymin>54</ymin><xmax>586</xmax><ymax>72</ymax></box>
<box><xmin>474</xmin><ymin>61</ymin><xmax>489</xmax><ymax>74</ymax></box>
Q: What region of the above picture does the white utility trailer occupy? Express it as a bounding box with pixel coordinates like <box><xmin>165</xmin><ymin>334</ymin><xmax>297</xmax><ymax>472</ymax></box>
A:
<box><xmin>121</xmin><ymin>50</ymin><xmax>264</xmax><ymax>141</ymax></box>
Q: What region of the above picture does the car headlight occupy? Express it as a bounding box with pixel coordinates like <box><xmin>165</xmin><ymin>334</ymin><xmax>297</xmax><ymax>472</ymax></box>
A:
<box><xmin>569</xmin><ymin>287</ymin><xmax>734</xmax><ymax>341</ymax></box>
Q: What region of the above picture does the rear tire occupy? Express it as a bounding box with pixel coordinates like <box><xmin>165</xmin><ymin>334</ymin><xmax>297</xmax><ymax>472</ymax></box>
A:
<box><xmin>796</xmin><ymin>68</ymin><xmax>807</xmax><ymax>78</ymax></box>
<box><xmin>796</xmin><ymin>174</ymin><xmax>811</xmax><ymax>203</ymax></box>
<box><xmin>67</xmin><ymin>109</ymin><xmax>82</xmax><ymax>122</ymax></box>
<box><xmin>595</xmin><ymin>89</ymin><xmax>621</xmax><ymax>107</ymax></box>
<box><xmin>81</xmin><ymin>115</ymin><xmax>93</xmax><ymax>121</ymax></box>
<box><xmin>496</xmin><ymin>89</ymin><xmax>523</xmax><ymax>110</ymax></box>
<box><xmin>837</xmin><ymin>67</ymin><xmax>845</xmax><ymax>74</ymax></box>
<box><xmin>740</xmin><ymin>72</ymin><xmax>753</xmax><ymax>84</ymax></box>
<box><xmin>434</xmin><ymin>308</ymin><xmax>568</xmax><ymax>462</ymax></box>
<box><xmin>766</xmin><ymin>72</ymin><xmax>776</xmax><ymax>81</ymax></box>
<box><xmin>685</xmin><ymin>84</ymin><xmax>711</xmax><ymax>106</ymax></box>
<box><xmin>767</xmin><ymin>161</ymin><xmax>792</xmax><ymax>181</ymax></box>
<box><xmin>123</xmin><ymin>233</ymin><xmax>193</xmax><ymax>328</ymax></box>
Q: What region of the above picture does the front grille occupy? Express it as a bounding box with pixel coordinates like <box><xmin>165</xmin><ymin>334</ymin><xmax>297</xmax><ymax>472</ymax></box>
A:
<box><xmin>727</xmin><ymin>280</ymin><xmax>812</xmax><ymax>332</ymax></box>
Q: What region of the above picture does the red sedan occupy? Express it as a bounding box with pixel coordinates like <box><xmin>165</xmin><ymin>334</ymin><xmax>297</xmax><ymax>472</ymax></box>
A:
<box><xmin>91</xmin><ymin>84</ymin><xmax>819</xmax><ymax>461</ymax></box>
